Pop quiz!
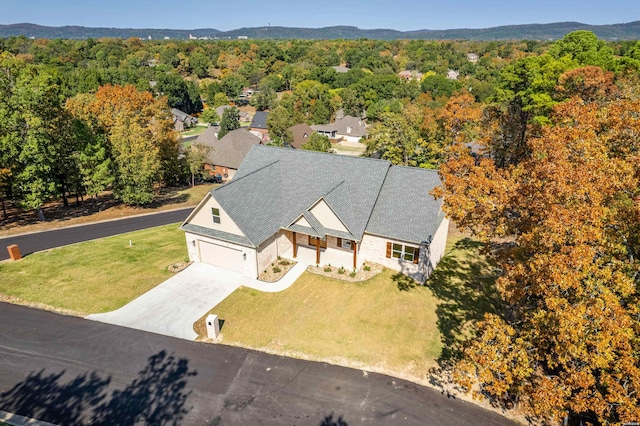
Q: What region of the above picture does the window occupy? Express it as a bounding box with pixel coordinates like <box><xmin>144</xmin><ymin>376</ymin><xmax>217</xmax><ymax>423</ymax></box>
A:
<box><xmin>309</xmin><ymin>236</ymin><xmax>327</xmax><ymax>249</ymax></box>
<box><xmin>338</xmin><ymin>238</ymin><xmax>353</xmax><ymax>250</ymax></box>
<box><xmin>387</xmin><ymin>242</ymin><xmax>419</xmax><ymax>264</ymax></box>
<box><xmin>211</xmin><ymin>207</ymin><xmax>220</xmax><ymax>224</ymax></box>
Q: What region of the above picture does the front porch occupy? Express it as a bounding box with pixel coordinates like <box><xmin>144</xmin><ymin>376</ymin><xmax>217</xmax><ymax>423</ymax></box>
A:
<box><xmin>278</xmin><ymin>230</ymin><xmax>359</xmax><ymax>271</ymax></box>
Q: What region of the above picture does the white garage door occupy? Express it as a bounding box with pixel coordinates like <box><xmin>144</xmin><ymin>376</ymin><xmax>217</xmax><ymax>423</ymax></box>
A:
<box><xmin>199</xmin><ymin>241</ymin><xmax>245</xmax><ymax>273</ymax></box>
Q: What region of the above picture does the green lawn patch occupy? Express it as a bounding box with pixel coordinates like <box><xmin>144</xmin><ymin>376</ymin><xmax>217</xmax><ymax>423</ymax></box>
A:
<box><xmin>180</xmin><ymin>125</ymin><xmax>208</xmax><ymax>138</ymax></box>
<box><xmin>196</xmin><ymin>229</ymin><xmax>499</xmax><ymax>381</ymax></box>
<box><xmin>0</xmin><ymin>223</ymin><xmax>187</xmax><ymax>316</ymax></box>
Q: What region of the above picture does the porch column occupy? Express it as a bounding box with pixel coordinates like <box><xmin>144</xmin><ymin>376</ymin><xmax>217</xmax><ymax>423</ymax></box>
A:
<box><xmin>315</xmin><ymin>237</ymin><xmax>320</xmax><ymax>265</ymax></box>
<box><xmin>292</xmin><ymin>232</ymin><xmax>297</xmax><ymax>258</ymax></box>
<box><xmin>353</xmin><ymin>241</ymin><xmax>357</xmax><ymax>270</ymax></box>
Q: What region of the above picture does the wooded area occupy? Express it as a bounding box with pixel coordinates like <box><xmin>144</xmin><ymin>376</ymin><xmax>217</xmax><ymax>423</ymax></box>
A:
<box><xmin>2</xmin><ymin>31</ymin><xmax>640</xmax><ymax>423</ymax></box>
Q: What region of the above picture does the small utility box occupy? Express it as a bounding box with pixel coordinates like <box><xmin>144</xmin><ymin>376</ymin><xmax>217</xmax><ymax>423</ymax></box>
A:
<box><xmin>7</xmin><ymin>244</ymin><xmax>21</xmax><ymax>261</ymax></box>
<box><xmin>206</xmin><ymin>314</ymin><xmax>220</xmax><ymax>340</ymax></box>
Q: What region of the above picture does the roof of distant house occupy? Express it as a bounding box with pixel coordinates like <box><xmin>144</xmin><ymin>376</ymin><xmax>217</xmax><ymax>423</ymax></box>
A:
<box><xmin>332</xmin><ymin>65</ymin><xmax>350</xmax><ymax>73</ymax></box>
<box><xmin>287</xmin><ymin>123</ymin><xmax>315</xmax><ymax>149</ymax></box>
<box><xmin>196</xmin><ymin>127</ymin><xmax>261</xmax><ymax>170</ymax></box>
<box><xmin>215</xmin><ymin>105</ymin><xmax>249</xmax><ymax>120</ymax></box>
<box><xmin>171</xmin><ymin>108</ymin><xmax>196</xmax><ymax>123</ymax></box>
<box><xmin>194</xmin><ymin>145</ymin><xmax>444</xmax><ymax>248</ymax></box>
<box><xmin>250</xmin><ymin>111</ymin><xmax>269</xmax><ymax>129</ymax></box>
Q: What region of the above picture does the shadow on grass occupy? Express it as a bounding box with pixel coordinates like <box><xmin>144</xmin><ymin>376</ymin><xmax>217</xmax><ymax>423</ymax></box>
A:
<box><xmin>0</xmin><ymin>350</ymin><xmax>196</xmax><ymax>425</ymax></box>
<box><xmin>392</xmin><ymin>273</ymin><xmax>417</xmax><ymax>291</ymax></box>
<box><xmin>425</xmin><ymin>238</ymin><xmax>502</xmax><ymax>365</ymax></box>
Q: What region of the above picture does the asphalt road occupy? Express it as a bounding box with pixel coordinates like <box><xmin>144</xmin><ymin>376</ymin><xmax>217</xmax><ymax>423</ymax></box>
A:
<box><xmin>0</xmin><ymin>303</ymin><xmax>518</xmax><ymax>426</ymax></box>
<box><xmin>0</xmin><ymin>207</ymin><xmax>193</xmax><ymax>261</ymax></box>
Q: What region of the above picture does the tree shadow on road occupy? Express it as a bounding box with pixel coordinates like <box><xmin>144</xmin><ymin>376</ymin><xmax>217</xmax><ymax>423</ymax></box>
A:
<box><xmin>0</xmin><ymin>350</ymin><xmax>197</xmax><ymax>425</ymax></box>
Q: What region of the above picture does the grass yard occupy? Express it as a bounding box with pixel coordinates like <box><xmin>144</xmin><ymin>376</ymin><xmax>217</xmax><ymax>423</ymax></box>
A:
<box><xmin>196</xmin><ymin>227</ymin><xmax>500</xmax><ymax>382</ymax></box>
<box><xmin>0</xmin><ymin>223</ymin><xmax>187</xmax><ymax>316</ymax></box>
<box><xmin>180</xmin><ymin>124</ymin><xmax>208</xmax><ymax>137</ymax></box>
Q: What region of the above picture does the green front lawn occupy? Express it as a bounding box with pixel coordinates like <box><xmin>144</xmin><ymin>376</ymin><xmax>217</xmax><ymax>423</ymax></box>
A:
<box><xmin>0</xmin><ymin>223</ymin><xmax>187</xmax><ymax>315</ymax></box>
<box><xmin>197</xmin><ymin>231</ymin><xmax>499</xmax><ymax>380</ymax></box>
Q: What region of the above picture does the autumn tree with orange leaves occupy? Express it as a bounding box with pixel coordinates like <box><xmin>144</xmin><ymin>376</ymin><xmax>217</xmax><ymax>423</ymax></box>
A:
<box><xmin>435</xmin><ymin>95</ymin><xmax>640</xmax><ymax>424</ymax></box>
<box><xmin>66</xmin><ymin>84</ymin><xmax>180</xmax><ymax>205</ymax></box>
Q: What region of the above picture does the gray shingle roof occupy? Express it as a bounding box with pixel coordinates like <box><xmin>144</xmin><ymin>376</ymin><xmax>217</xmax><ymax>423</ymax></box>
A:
<box><xmin>181</xmin><ymin>223</ymin><xmax>253</xmax><ymax>247</ymax></box>
<box><xmin>171</xmin><ymin>108</ymin><xmax>196</xmax><ymax>123</ymax></box>
<box><xmin>366</xmin><ymin>166</ymin><xmax>445</xmax><ymax>244</ymax></box>
<box><xmin>190</xmin><ymin>145</ymin><xmax>445</xmax><ymax>248</ymax></box>
<box><xmin>197</xmin><ymin>127</ymin><xmax>261</xmax><ymax>170</ymax></box>
<box><xmin>213</xmin><ymin>146</ymin><xmax>390</xmax><ymax>247</ymax></box>
<box><xmin>250</xmin><ymin>111</ymin><xmax>269</xmax><ymax>129</ymax></box>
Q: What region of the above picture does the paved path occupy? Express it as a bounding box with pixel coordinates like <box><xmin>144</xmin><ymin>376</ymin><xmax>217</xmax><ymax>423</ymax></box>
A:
<box><xmin>0</xmin><ymin>207</ymin><xmax>193</xmax><ymax>261</ymax></box>
<box><xmin>0</xmin><ymin>303</ymin><xmax>518</xmax><ymax>426</ymax></box>
<box><xmin>86</xmin><ymin>262</ymin><xmax>307</xmax><ymax>340</ymax></box>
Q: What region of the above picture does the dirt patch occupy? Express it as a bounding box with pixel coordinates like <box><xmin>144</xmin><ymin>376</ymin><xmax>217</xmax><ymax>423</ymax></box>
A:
<box><xmin>306</xmin><ymin>261</ymin><xmax>383</xmax><ymax>282</ymax></box>
<box><xmin>258</xmin><ymin>258</ymin><xmax>297</xmax><ymax>282</ymax></box>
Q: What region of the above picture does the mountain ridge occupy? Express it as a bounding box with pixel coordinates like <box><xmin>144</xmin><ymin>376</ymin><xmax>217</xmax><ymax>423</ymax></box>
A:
<box><xmin>1</xmin><ymin>21</ymin><xmax>640</xmax><ymax>40</ymax></box>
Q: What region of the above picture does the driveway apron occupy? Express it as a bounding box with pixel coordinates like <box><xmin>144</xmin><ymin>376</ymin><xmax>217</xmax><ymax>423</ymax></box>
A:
<box><xmin>86</xmin><ymin>262</ymin><xmax>306</xmax><ymax>340</ymax></box>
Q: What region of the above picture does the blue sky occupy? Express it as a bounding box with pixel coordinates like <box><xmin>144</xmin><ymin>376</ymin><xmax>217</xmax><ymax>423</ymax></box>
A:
<box><xmin>0</xmin><ymin>0</ymin><xmax>638</xmax><ymax>31</ymax></box>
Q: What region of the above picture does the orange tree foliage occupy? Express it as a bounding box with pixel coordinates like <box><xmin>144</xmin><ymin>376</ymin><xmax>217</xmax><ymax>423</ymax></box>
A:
<box><xmin>66</xmin><ymin>84</ymin><xmax>180</xmax><ymax>205</ymax></box>
<box><xmin>434</xmin><ymin>97</ymin><xmax>640</xmax><ymax>424</ymax></box>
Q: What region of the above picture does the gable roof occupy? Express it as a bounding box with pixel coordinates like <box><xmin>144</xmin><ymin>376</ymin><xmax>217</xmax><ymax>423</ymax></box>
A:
<box><xmin>250</xmin><ymin>111</ymin><xmax>269</xmax><ymax>129</ymax></box>
<box><xmin>183</xmin><ymin>145</ymin><xmax>445</xmax><ymax>248</ymax></box>
<box><xmin>171</xmin><ymin>108</ymin><xmax>196</xmax><ymax>123</ymax></box>
<box><xmin>215</xmin><ymin>105</ymin><xmax>249</xmax><ymax>120</ymax></box>
<box><xmin>287</xmin><ymin>123</ymin><xmax>315</xmax><ymax>149</ymax></box>
<box><xmin>333</xmin><ymin>115</ymin><xmax>367</xmax><ymax>138</ymax></box>
<box><xmin>197</xmin><ymin>127</ymin><xmax>261</xmax><ymax>170</ymax></box>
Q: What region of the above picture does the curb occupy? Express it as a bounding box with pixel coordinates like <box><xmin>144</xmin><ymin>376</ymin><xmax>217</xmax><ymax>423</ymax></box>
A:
<box><xmin>0</xmin><ymin>410</ymin><xmax>57</xmax><ymax>426</ymax></box>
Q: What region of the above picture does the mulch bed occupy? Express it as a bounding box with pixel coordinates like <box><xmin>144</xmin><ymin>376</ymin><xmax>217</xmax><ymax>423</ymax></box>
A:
<box><xmin>306</xmin><ymin>261</ymin><xmax>383</xmax><ymax>282</ymax></box>
<box><xmin>258</xmin><ymin>258</ymin><xmax>297</xmax><ymax>282</ymax></box>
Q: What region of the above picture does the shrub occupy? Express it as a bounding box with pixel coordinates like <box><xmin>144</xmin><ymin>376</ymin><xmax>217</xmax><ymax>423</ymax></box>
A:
<box><xmin>272</xmin><ymin>266</ymin><xmax>281</xmax><ymax>273</ymax></box>
<box><xmin>324</xmin><ymin>265</ymin><xmax>332</xmax><ymax>272</ymax></box>
<box><xmin>338</xmin><ymin>267</ymin><xmax>345</xmax><ymax>274</ymax></box>
<box><xmin>279</xmin><ymin>259</ymin><xmax>290</xmax><ymax>266</ymax></box>
<box><xmin>363</xmin><ymin>265</ymin><xmax>371</xmax><ymax>271</ymax></box>
<box><xmin>349</xmin><ymin>271</ymin><xmax>356</xmax><ymax>278</ymax></box>
<box><xmin>277</xmin><ymin>255</ymin><xmax>281</xmax><ymax>261</ymax></box>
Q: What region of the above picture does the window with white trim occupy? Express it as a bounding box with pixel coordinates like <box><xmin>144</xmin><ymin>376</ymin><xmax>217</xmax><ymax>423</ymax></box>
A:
<box><xmin>391</xmin><ymin>243</ymin><xmax>417</xmax><ymax>262</ymax></box>
<box><xmin>212</xmin><ymin>207</ymin><xmax>221</xmax><ymax>224</ymax></box>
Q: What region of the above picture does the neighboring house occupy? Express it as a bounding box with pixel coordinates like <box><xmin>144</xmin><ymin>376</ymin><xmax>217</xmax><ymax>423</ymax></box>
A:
<box><xmin>172</xmin><ymin>108</ymin><xmax>198</xmax><ymax>132</ymax></box>
<box><xmin>310</xmin><ymin>109</ymin><xmax>367</xmax><ymax>143</ymax></box>
<box><xmin>287</xmin><ymin>123</ymin><xmax>315</xmax><ymax>149</ymax></box>
<box><xmin>310</xmin><ymin>124</ymin><xmax>337</xmax><ymax>140</ymax></box>
<box><xmin>332</xmin><ymin>65</ymin><xmax>350</xmax><ymax>73</ymax></box>
<box><xmin>215</xmin><ymin>105</ymin><xmax>250</xmax><ymax>123</ymax></box>
<box><xmin>196</xmin><ymin>127</ymin><xmax>262</xmax><ymax>180</ymax></box>
<box><xmin>399</xmin><ymin>70</ymin><xmax>423</xmax><ymax>81</ymax></box>
<box><xmin>181</xmin><ymin>145</ymin><xmax>449</xmax><ymax>283</ymax></box>
<box><xmin>467</xmin><ymin>53</ymin><xmax>479</xmax><ymax>63</ymax></box>
<box><xmin>333</xmin><ymin>112</ymin><xmax>367</xmax><ymax>143</ymax></box>
<box><xmin>249</xmin><ymin>111</ymin><xmax>270</xmax><ymax>141</ymax></box>
<box><xmin>446</xmin><ymin>70</ymin><xmax>460</xmax><ymax>80</ymax></box>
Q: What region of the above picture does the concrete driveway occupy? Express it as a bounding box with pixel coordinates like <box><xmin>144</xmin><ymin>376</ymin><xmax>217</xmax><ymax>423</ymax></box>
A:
<box><xmin>87</xmin><ymin>262</ymin><xmax>306</xmax><ymax>340</ymax></box>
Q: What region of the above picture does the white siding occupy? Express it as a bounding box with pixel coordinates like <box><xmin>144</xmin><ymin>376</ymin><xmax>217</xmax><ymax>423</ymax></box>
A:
<box><xmin>309</xmin><ymin>199</ymin><xmax>348</xmax><ymax>232</ymax></box>
<box><xmin>292</xmin><ymin>216</ymin><xmax>311</xmax><ymax>227</ymax></box>
<box><xmin>426</xmin><ymin>217</ymin><xmax>449</xmax><ymax>276</ymax></box>
<box><xmin>187</xmin><ymin>194</ymin><xmax>246</xmax><ymax>237</ymax></box>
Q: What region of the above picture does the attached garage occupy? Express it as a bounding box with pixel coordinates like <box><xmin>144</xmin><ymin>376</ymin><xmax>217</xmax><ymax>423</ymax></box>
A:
<box><xmin>199</xmin><ymin>240</ymin><xmax>245</xmax><ymax>273</ymax></box>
